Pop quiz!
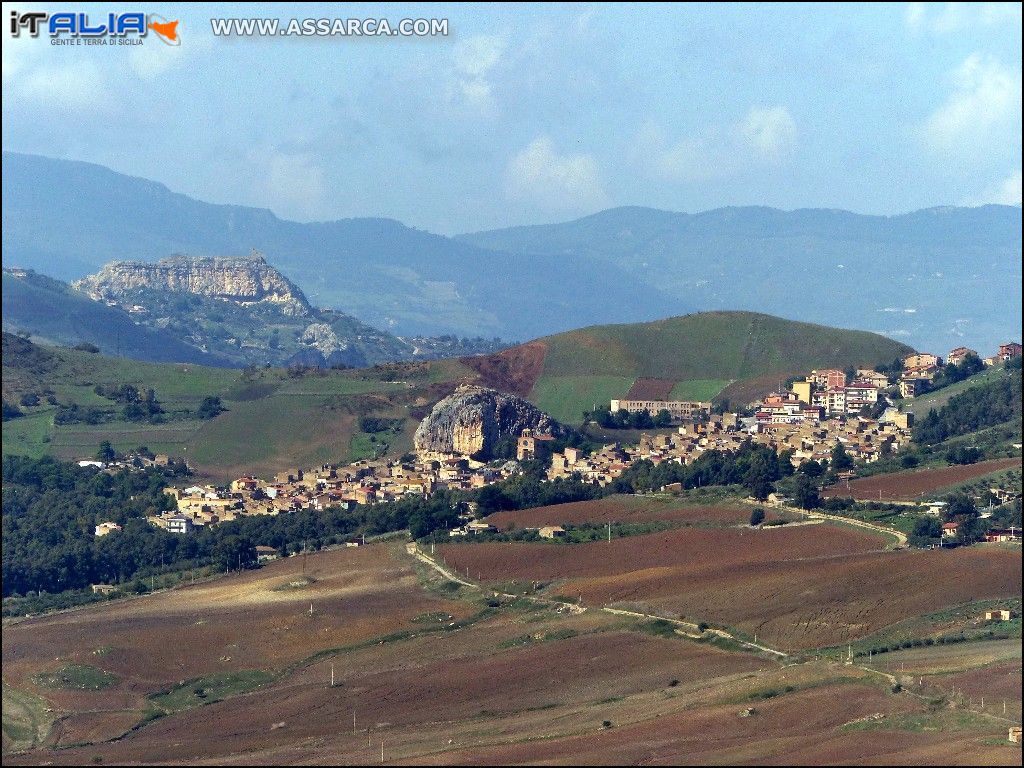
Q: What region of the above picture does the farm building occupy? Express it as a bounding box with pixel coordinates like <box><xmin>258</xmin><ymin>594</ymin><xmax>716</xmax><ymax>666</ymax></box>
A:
<box><xmin>255</xmin><ymin>545</ymin><xmax>279</xmax><ymax>563</ymax></box>
<box><xmin>984</xmin><ymin>609</ymin><xmax>1012</xmax><ymax>621</ymax></box>
<box><xmin>91</xmin><ymin>584</ymin><xmax>117</xmax><ymax>595</ymax></box>
<box><xmin>941</xmin><ymin>521</ymin><xmax>959</xmax><ymax>538</ymax></box>
<box><xmin>539</xmin><ymin>525</ymin><xmax>567</xmax><ymax>539</ymax></box>
<box><xmin>94</xmin><ymin>521</ymin><xmax>122</xmax><ymax>537</ymax></box>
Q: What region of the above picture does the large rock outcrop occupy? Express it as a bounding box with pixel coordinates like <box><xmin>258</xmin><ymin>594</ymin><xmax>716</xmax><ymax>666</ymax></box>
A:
<box><xmin>414</xmin><ymin>385</ymin><xmax>557</xmax><ymax>458</ymax></box>
<box><xmin>74</xmin><ymin>252</ymin><xmax>310</xmax><ymax>316</ymax></box>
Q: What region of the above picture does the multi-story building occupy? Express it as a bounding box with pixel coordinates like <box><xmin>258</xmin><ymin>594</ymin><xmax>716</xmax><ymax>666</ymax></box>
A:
<box><xmin>903</xmin><ymin>352</ymin><xmax>941</xmax><ymax>369</ymax></box>
<box><xmin>809</xmin><ymin>369</ymin><xmax>847</xmax><ymax>390</ymax></box>
<box><xmin>946</xmin><ymin>346</ymin><xmax>978</xmax><ymax>366</ymax></box>
<box><xmin>998</xmin><ymin>342</ymin><xmax>1022</xmax><ymax>362</ymax></box>
<box><xmin>609</xmin><ymin>399</ymin><xmax>711</xmax><ymax>422</ymax></box>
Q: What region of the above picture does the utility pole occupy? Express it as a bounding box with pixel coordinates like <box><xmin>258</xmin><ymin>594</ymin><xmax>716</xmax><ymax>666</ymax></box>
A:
<box><xmin>330</xmin><ymin>663</ymin><xmax>334</xmax><ymax>687</ymax></box>
<box><xmin>607</xmin><ymin>521</ymin><xmax>611</xmax><ymax>542</ymax></box>
<box><xmin>353</xmin><ymin>708</ymin><xmax>356</xmax><ymax>733</ymax></box>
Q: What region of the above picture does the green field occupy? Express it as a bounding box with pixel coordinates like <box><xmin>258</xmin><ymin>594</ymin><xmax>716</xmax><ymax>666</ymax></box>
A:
<box><xmin>901</xmin><ymin>366</ymin><xmax>1015</xmax><ymax>416</ymax></box>
<box><xmin>151</xmin><ymin>670</ymin><xmax>274</xmax><ymax>713</ymax></box>
<box><xmin>668</xmin><ymin>379</ymin><xmax>731</xmax><ymax>401</ymax></box>
<box><xmin>1</xmin><ymin>683</ymin><xmax>53</xmax><ymax>753</ymax></box>
<box><xmin>535</xmin><ymin>312</ymin><xmax>912</xmax><ymax>382</ymax></box>
<box><xmin>2</xmin><ymin>336</ymin><xmax>448</xmax><ymax>478</ymax></box>
<box><xmin>530</xmin><ymin>375</ymin><xmax>634</xmax><ymax>423</ymax></box>
<box><xmin>522</xmin><ymin>312</ymin><xmax>911</xmax><ymax>418</ymax></box>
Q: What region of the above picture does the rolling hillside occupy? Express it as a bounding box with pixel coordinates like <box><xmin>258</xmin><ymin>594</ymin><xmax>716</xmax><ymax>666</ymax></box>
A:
<box><xmin>1</xmin><ymin>333</ymin><xmax>476</xmax><ymax>480</ymax></box>
<box><xmin>464</xmin><ymin>311</ymin><xmax>915</xmax><ymax>422</ymax></box>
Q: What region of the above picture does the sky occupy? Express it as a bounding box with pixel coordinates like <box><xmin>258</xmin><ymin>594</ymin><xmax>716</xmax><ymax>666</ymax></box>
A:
<box><xmin>2</xmin><ymin>2</ymin><xmax>1021</xmax><ymax>233</ymax></box>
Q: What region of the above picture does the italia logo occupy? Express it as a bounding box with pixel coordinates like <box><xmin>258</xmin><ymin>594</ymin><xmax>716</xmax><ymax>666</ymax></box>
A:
<box><xmin>9</xmin><ymin>11</ymin><xmax>180</xmax><ymax>45</ymax></box>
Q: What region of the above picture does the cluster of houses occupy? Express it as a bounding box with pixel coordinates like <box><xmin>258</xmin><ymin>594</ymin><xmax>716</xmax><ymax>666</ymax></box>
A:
<box><xmin>140</xmin><ymin>454</ymin><xmax>528</xmax><ymax>533</ymax></box>
<box><xmin>900</xmin><ymin>342</ymin><xmax>1021</xmax><ymax>397</ymax></box>
<box><xmin>547</xmin><ymin>407</ymin><xmax>914</xmax><ymax>486</ymax></box>
<box><xmin>78</xmin><ymin>451</ymin><xmax>175</xmax><ymax>473</ymax></box>
<box><xmin>89</xmin><ymin>341</ymin><xmax>1021</xmax><ymax>538</ymax></box>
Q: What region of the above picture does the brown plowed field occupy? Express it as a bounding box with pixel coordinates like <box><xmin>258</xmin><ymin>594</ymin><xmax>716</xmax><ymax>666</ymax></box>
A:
<box><xmin>9</xmin><ymin>631</ymin><xmax>766</xmax><ymax>765</ymax></box>
<box><xmin>439</xmin><ymin>528</ymin><xmax>1022</xmax><ymax>650</ymax></box>
<box><xmin>822</xmin><ymin>458</ymin><xmax>1022</xmax><ymax>501</ymax></box>
<box><xmin>484</xmin><ymin>496</ymin><xmax>771</xmax><ymax>530</ymax></box>
<box><xmin>625</xmin><ymin>377</ymin><xmax>676</xmax><ymax>400</ymax></box>
<box><xmin>2</xmin><ymin>545</ymin><xmax>471</xmax><ymax>718</ymax></box>
<box><xmin>935</xmin><ymin>660</ymin><xmax>1023</xmax><ymax>702</ymax></box>
<box><xmin>410</xmin><ymin>683</ymin><xmax>1018</xmax><ymax>766</ymax></box>
<box><xmin>461</xmin><ymin>341</ymin><xmax>547</xmax><ymax>396</ymax></box>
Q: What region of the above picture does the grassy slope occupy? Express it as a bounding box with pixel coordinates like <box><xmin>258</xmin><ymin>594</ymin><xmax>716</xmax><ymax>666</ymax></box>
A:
<box><xmin>3</xmin><ymin>337</ymin><xmax>475</xmax><ymax>479</ymax></box>
<box><xmin>901</xmin><ymin>365</ymin><xmax>1016</xmax><ymax>416</ymax></box>
<box><xmin>528</xmin><ymin>312</ymin><xmax>912</xmax><ymax>422</ymax></box>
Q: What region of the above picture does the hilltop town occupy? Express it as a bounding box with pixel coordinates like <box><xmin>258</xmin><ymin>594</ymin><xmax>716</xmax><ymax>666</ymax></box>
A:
<box><xmin>97</xmin><ymin>341</ymin><xmax>1021</xmax><ymax>538</ymax></box>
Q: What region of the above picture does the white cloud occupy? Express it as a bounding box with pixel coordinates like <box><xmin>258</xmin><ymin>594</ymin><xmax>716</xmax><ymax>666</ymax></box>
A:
<box><xmin>2</xmin><ymin>38</ymin><xmax>108</xmax><ymax>110</ymax></box>
<box><xmin>740</xmin><ymin>106</ymin><xmax>797</xmax><ymax>159</ymax></box>
<box><xmin>632</xmin><ymin>106</ymin><xmax>797</xmax><ymax>183</ymax></box>
<box><xmin>450</xmin><ymin>35</ymin><xmax>506</xmax><ymax>110</ymax></box>
<box><xmin>964</xmin><ymin>171</ymin><xmax>1023</xmax><ymax>206</ymax></box>
<box><xmin>922</xmin><ymin>54</ymin><xmax>1022</xmax><ymax>152</ymax></box>
<box><xmin>905</xmin><ymin>2</ymin><xmax>1022</xmax><ymax>33</ymax></box>
<box><xmin>505</xmin><ymin>136</ymin><xmax>608</xmax><ymax>212</ymax></box>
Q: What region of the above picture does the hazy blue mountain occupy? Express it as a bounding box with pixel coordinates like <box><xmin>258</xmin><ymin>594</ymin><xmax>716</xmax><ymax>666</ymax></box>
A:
<box><xmin>2</xmin><ymin>269</ymin><xmax>232</xmax><ymax>366</ymax></box>
<box><xmin>2</xmin><ymin>152</ymin><xmax>683</xmax><ymax>340</ymax></box>
<box><xmin>458</xmin><ymin>204</ymin><xmax>1022</xmax><ymax>354</ymax></box>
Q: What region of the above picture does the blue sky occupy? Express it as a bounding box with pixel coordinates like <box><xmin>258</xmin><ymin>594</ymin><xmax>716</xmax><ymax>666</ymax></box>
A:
<box><xmin>2</xmin><ymin>2</ymin><xmax>1021</xmax><ymax>233</ymax></box>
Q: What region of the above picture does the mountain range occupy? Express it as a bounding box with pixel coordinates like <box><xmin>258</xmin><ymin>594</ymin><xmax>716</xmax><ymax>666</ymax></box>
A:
<box><xmin>3</xmin><ymin>151</ymin><xmax>1021</xmax><ymax>352</ymax></box>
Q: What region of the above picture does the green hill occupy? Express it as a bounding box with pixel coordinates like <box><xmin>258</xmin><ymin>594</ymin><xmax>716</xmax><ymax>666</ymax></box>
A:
<box><xmin>466</xmin><ymin>311</ymin><xmax>914</xmax><ymax>423</ymax></box>
<box><xmin>2</xmin><ymin>333</ymin><xmax>475</xmax><ymax>480</ymax></box>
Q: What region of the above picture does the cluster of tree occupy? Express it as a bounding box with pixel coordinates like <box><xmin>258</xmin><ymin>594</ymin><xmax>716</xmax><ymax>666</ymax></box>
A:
<box><xmin>913</xmin><ymin>371</ymin><xmax>1022</xmax><ymax>445</ymax></box>
<box><xmin>929</xmin><ymin>354</ymin><xmax>985</xmax><ymax>389</ymax></box>
<box><xmin>584</xmin><ymin>405</ymin><xmax>674</xmax><ymax>430</ymax></box>
<box><xmin>873</xmin><ymin>357</ymin><xmax>905</xmax><ymax>384</ymax></box>
<box><xmin>945</xmin><ymin>445</ymin><xmax>983</xmax><ymax>465</ymax></box>
<box><xmin>2</xmin><ymin>400</ymin><xmax>22</xmax><ymax>421</ymax></box>
<box><xmin>91</xmin><ymin>383</ymin><xmax>165</xmax><ymax>423</ymax></box>
<box><xmin>54</xmin><ymin>403</ymin><xmax>110</xmax><ymax>425</ymax></box>
<box><xmin>358</xmin><ymin>416</ymin><xmax>404</xmax><ymax>433</ymax></box>
<box><xmin>196</xmin><ymin>396</ymin><xmax>226</xmax><ymax>419</ymax></box>
<box><xmin>609</xmin><ymin>441</ymin><xmax>798</xmax><ymax>502</ymax></box>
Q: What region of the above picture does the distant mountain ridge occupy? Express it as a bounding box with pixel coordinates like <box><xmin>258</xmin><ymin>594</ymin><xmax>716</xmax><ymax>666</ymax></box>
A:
<box><xmin>458</xmin><ymin>204</ymin><xmax>1022</xmax><ymax>353</ymax></box>
<box><xmin>1</xmin><ymin>152</ymin><xmax>683</xmax><ymax>340</ymax></box>
<box><xmin>4</xmin><ymin>151</ymin><xmax>1020</xmax><ymax>350</ymax></box>
<box><xmin>4</xmin><ymin>259</ymin><xmax>508</xmax><ymax>368</ymax></box>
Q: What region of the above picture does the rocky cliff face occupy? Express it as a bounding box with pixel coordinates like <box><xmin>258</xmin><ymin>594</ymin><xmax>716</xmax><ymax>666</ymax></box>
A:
<box><xmin>414</xmin><ymin>384</ymin><xmax>557</xmax><ymax>458</ymax></box>
<box><xmin>74</xmin><ymin>252</ymin><xmax>310</xmax><ymax>316</ymax></box>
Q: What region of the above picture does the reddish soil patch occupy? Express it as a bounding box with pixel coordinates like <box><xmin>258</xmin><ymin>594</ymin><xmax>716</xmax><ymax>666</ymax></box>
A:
<box><xmin>625</xmin><ymin>377</ymin><xmax>676</xmax><ymax>400</ymax></box>
<box><xmin>822</xmin><ymin>458</ymin><xmax>1022</xmax><ymax>501</ymax></box>
<box><xmin>461</xmin><ymin>341</ymin><xmax>547</xmax><ymax>396</ymax></box>
<box><xmin>2</xmin><ymin>544</ymin><xmax>469</xmax><ymax>716</ymax></box>
<box><xmin>485</xmin><ymin>496</ymin><xmax>769</xmax><ymax>531</ymax></box>
<box><xmin>717</xmin><ymin>372</ymin><xmax>799</xmax><ymax>407</ymax></box>
<box><xmin>14</xmin><ymin>632</ymin><xmax>764</xmax><ymax>765</ymax></box>
<box><xmin>48</xmin><ymin>710</ymin><xmax>144</xmax><ymax>748</ymax></box>
<box><xmin>413</xmin><ymin>683</ymin><xmax>1012</xmax><ymax>766</ymax></box>
<box><xmin>440</xmin><ymin>529</ymin><xmax>1022</xmax><ymax>650</ymax></box>
<box><xmin>936</xmin><ymin>661</ymin><xmax>1023</xmax><ymax>703</ymax></box>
